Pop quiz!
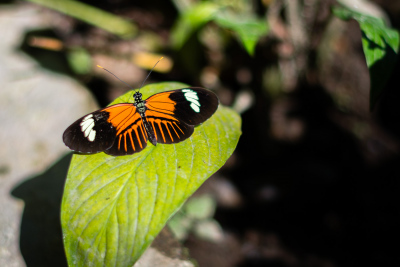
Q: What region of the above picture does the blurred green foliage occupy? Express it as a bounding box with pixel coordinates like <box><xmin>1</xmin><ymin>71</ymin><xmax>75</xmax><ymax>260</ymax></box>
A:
<box><xmin>170</xmin><ymin>1</ymin><xmax>269</xmax><ymax>55</ymax></box>
<box><xmin>67</xmin><ymin>48</ymin><xmax>92</xmax><ymax>75</ymax></box>
<box><xmin>168</xmin><ymin>194</ymin><xmax>223</xmax><ymax>242</ymax></box>
<box><xmin>26</xmin><ymin>0</ymin><xmax>137</xmax><ymax>38</ymax></box>
<box><xmin>333</xmin><ymin>5</ymin><xmax>400</xmax><ymax>109</ymax></box>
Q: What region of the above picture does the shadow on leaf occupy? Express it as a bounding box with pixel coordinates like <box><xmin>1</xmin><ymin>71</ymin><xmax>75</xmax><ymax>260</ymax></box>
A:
<box><xmin>11</xmin><ymin>153</ymin><xmax>72</xmax><ymax>267</ymax></box>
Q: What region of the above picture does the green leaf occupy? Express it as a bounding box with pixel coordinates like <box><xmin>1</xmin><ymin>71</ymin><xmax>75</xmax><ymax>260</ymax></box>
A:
<box><xmin>214</xmin><ymin>11</ymin><xmax>269</xmax><ymax>56</ymax></box>
<box><xmin>185</xmin><ymin>194</ymin><xmax>216</xmax><ymax>219</ymax></box>
<box><xmin>61</xmin><ymin>82</ymin><xmax>241</xmax><ymax>267</ymax></box>
<box><xmin>167</xmin><ymin>211</ymin><xmax>192</xmax><ymax>240</ymax></box>
<box><xmin>170</xmin><ymin>2</ymin><xmax>220</xmax><ymax>49</ymax></box>
<box><xmin>193</xmin><ymin>219</ymin><xmax>223</xmax><ymax>242</ymax></box>
<box><xmin>333</xmin><ymin>6</ymin><xmax>400</xmax><ymax>109</ymax></box>
<box><xmin>67</xmin><ymin>48</ymin><xmax>92</xmax><ymax>75</ymax></box>
<box><xmin>26</xmin><ymin>0</ymin><xmax>137</xmax><ymax>38</ymax></box>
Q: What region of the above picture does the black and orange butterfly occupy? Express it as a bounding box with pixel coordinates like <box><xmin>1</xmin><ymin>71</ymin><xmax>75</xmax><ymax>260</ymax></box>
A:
<box><xmin>63</xmin><ymin>69</ymin><xmax>219</xmax><ymax>156</ymax></box>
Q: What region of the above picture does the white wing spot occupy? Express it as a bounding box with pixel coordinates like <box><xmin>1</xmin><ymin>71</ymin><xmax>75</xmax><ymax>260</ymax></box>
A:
<box><xmin>80</xmin><ymin>114</ymin><xmax>96</xmax><ymax>142</ymax></box>
<box><xmin>185</xmin><ymin>91</ymin><xmax>198</xmax><ymax>99</ymax></box>
<box><xmin>88</xmin><ymin>130</ymin><xmax>96</xmax><ymax>141</ymax></box>
<box><xmin>84</xmin><ymin>121</ymin><xmax>94</xmax><ymax>137</ymax></box>
<box><xmin>80</xmin><ymin>120</ymin><xmax>92</xmax><ymax>132</ymax></box>
<box><xmin>186</xmin><ymin>96</ymin><xmax>200</xmax><ymax>107</ymax></box>
<box><xmin>190</xmin><ymin>103</ymin><xmax>200</xmax><ymax>112</ymax></box>
<box><xmin>80</xmin><ymin>114</ymin><xmax>93</xmax><ymax>123</ymax></box>
<box><xmin>183</xmin><ymin>89</ymin><xmax>201</xmax><ymax>113</ymax></box>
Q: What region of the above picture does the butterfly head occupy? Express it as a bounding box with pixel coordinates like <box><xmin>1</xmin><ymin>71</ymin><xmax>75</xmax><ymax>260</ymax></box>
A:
<box><xmin>97</xmin><ymin>58</ymin><xmax>162</xmax><ymax>104</ymax></box>
<box><xmin>133</xmin><ymin>92</ymin><xmax>143</xmax><ymax>103</ymax></box>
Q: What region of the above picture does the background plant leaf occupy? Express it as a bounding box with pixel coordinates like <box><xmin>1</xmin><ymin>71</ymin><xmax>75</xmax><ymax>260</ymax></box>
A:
<box><xmin>26</xmin><ymin>0</ymin><xmax>137</xmax><ymax>38</ymax></box>
<box><xmin>184</xmin><ymin>194</ymin><xmax>215</xmax><ymax>219</ymax></box>
<box><xmin>214</xmin><ymin>11</ymin><xmax>269</xmax><ymax>56</ymax></box>
<box><xmin>61</xmin><ymin>82</ymin><xmax>241</xmax><ymax>267</ymax></box>
<box><xmin>333</xmin><ymin>6</ymin><xmax>400</xmax><ymax>109</ymax></box>
<box><xmin>67</xmin><ymin>47</ymin><xmax>92</xmax><ymax>75</ymax></box>
<box><xmin>170</xmin><ymin>2</ymin><xmax>220</xmax><ymax>49</ymax></box>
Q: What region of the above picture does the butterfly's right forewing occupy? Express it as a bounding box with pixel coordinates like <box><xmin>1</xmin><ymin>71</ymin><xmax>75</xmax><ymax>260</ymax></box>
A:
<box><xmin>63</xmin><ymin>103</ymin><xmax>149</xmax><ymax>155</ymax></box>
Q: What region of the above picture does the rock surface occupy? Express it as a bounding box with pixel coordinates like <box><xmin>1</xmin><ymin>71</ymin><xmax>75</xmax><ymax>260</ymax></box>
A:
<box><xmin>0</xmin><ymin>3</ymin><xmax>98</xmax><ymax>266</ymax></box>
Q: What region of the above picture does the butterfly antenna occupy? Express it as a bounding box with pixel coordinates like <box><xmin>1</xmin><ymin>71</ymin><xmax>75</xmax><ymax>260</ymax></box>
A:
<box><xmin>97</xmin><ymin>65</ymin><xmax>135</xmax><ymax>91</ymax></box>
<box><xmin>138</xmin><ymin>57</ymin><xmax>164</xmax><ymax>92</ymax></box>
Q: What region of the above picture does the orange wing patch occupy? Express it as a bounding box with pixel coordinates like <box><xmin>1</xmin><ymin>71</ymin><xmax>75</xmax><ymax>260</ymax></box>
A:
<box><xmin>145</xmin><ymin>92</ymin><xmax>176</xmax><ymax>116</ymax></box>
<box><xmin>104</xmin><ymin>104</ymin><xmax>138</xmax><ymax>134</ymax></box>
<box><xmin>103</xmin><ymin>104</ymin><xmax>148</xmax><ymax>156</ymax></box>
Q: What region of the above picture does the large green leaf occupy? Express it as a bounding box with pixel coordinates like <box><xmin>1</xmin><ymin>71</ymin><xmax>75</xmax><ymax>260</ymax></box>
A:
<box><xmin>333</xmin><ymin>6</ymin><xmax>400</xmax><ymax>109</ymax></box>
<box><xmin>61</xmin><ymin>82</ymin><xmax>241</xmax><ymax>266</ymax></box>
<box><xmin>214</xmin><ymin>11</ymin><xmax>269</xmax><ymax>56</ymax></box>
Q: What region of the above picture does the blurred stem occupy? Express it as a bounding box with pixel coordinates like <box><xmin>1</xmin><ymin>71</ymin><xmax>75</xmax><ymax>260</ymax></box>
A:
<box><xmin>285</xmin><ymin>0</ymin><xmax>308</xmax><ymax>83</ymax></box>
<box><xmin>25</xmin><ymin>0</ymin><xmax>137</xmax><ymax>38</ymax></box>
<box><xmin>267</xmin><ymin>0</ymin><xmax>320</xmax><ymax>91</ymax></box>
<box><xmin>171</xmin><ymin>0</ymin><xmax>193</xmax><ymax>13</ymax></box>
<box><xmin>285</xmin><ymin>0</ymin><xmax>308</xmax><ymax>51</ymax></box>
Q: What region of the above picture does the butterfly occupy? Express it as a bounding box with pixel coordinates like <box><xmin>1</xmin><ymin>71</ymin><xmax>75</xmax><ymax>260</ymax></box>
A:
<box><xmin>63</xmin><ymin>86</ymin><xmax>219</xmax><ymax>156</ymax></box>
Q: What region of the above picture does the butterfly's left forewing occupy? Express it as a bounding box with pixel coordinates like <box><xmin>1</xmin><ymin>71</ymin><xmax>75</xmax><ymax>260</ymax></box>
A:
<box><xmin>144</xmin><ymin>87</ymin><xmax>218</xmax><ymax>144</ymax></box>
<box><xmin>146</xmin><ymin>88</ymin><xmax>219</xmax><ymax>125</ymax></box>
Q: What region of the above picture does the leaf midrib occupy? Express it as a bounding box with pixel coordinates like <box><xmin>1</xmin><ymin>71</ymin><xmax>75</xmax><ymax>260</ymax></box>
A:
<box><xmin>73</xmin><ymin>145</ymin><xmax>156</xmax><ymax>265</ymax></box>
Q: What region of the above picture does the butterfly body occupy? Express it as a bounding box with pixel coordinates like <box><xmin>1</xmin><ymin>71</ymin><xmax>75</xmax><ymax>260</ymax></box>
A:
<box><xmin>131</xmin><ymin>92</ymin><xmax>157</xmax><ymax>146</ymax></box>
<box><xmin>63</xmin><ymin>87</ymin><xmax>219</xmax><ymax>156</ymax></box>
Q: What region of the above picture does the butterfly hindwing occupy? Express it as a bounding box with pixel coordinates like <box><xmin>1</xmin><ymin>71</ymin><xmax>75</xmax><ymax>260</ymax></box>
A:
<box><xmin>101</xmin><ymin>104</ymin><xmax>148</xmax><ymax>156</ymax></box>
<box><xmin>146</xmin><ymin>111</ymin><xmax>194</xmax><ymax>144</ymax></box>
<box><xmin>104</xmin><ymin>114</ymin><xmax>148</xmax><ymax>156</ymax></box>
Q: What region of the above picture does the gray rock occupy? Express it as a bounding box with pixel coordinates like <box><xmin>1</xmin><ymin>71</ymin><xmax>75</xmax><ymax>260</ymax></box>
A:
<box><xmin>0</xmin><ymin>3</ymin><xmax>98</xmax><ymax>266</ymax></box>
